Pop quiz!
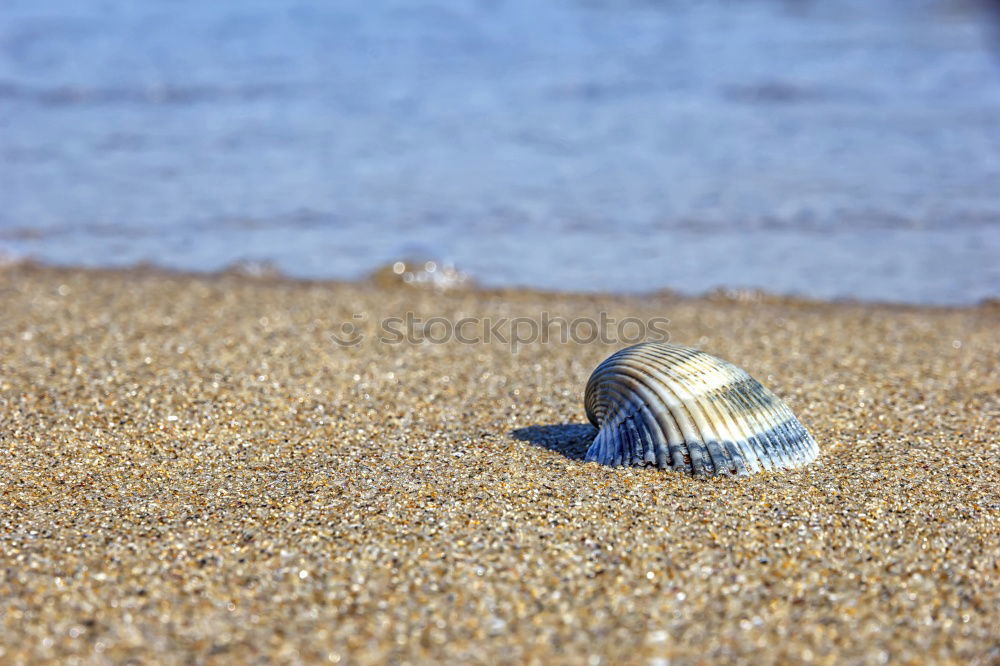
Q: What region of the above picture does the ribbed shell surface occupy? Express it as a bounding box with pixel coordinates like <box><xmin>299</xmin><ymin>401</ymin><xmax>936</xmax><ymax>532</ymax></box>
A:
<box><xmin>584</xmin><ymin>343</ymin><xmax>818</xmax><ymax>476</ymax></box>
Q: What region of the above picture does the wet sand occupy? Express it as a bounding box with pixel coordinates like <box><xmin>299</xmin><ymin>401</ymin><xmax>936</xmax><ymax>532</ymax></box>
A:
<box><xmin>1</xmin><ymin>265</ymin><xmax>997</xmax><ymax>664</ymax></box>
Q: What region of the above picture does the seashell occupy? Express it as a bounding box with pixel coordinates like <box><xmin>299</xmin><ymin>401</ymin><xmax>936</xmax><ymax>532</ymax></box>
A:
<box><xmin>584</xmin><ymin>343</ymin><xmax>818</xmax><ymax>476</ymax></box>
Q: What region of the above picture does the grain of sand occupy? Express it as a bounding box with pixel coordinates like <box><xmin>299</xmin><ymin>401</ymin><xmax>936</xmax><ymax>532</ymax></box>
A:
<box><xmin>1</xmin><ymin>266</ymin><xmax>997</xmax><ymax>664</ymax></box>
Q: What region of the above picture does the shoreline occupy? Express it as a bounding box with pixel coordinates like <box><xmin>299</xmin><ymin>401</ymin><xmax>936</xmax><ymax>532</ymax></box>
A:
<box><xmin>1</xmin><ymin>265</ymin><xmax>997</xmax><ymax>663</ymax></box>
<box><xmin>2</xmin><ymin>258</ymin><xmax>995</xmax><ymax>312</ymax></box>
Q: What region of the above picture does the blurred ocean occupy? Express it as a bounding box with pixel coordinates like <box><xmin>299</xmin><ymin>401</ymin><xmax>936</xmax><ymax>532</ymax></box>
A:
<box><xmin>1</xmin><ymin>0</ymin><xmax>999</xmax><ymax>304</ymax></box>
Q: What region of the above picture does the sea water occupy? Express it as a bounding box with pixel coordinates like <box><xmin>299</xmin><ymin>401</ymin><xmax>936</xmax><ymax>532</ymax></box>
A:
<box><xmin>1</xmin><ymin>0</ymin><xmax>999</xmax><ymax>303</ymax></box>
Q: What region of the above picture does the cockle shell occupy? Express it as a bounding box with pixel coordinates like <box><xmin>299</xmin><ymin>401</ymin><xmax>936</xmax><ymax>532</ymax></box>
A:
<box><xmin>584</xmin><ymin>343</ymin><xmax>818</xmax><ymax>476</ymax></box>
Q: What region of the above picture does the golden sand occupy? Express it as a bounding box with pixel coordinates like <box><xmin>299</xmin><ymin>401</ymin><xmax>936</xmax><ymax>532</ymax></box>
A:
<box><xmin>1</xmin><ymin>266</ymin><xmax>997</xmax><ymax>664</ymax></box>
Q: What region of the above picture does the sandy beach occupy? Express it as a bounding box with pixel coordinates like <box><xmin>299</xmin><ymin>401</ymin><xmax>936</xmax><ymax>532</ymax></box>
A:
<box><xmin>1</xmin><ymin>265</ymin><xmax>997</xmax><ymax>664</ymax></box>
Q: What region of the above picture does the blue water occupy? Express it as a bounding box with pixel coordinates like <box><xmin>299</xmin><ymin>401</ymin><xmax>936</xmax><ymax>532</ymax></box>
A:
<box><xmin>2</xmin><ymin>0</ymin><xmax>999</xmax><ymax>303</ymax></box>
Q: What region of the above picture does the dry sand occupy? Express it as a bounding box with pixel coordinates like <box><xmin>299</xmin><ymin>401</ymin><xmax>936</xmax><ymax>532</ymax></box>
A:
<box><xmin>1</xmin><ymin>265</ymin><xmax>997</xmax><ymax>664</ymax></box>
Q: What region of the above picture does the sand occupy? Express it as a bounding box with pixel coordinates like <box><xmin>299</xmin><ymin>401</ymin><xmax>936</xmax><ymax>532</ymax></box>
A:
<box><xmin>0</xmin><ymin>265</ymin><xmax>997</xmax><ymax>665</ymax></box>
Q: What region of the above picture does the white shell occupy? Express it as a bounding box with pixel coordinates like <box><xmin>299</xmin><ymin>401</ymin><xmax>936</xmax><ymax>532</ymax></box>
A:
<box><xmin>585</xmin><ymin>343</ymin><xmax>818</xmax><ymax>476</ymax></box>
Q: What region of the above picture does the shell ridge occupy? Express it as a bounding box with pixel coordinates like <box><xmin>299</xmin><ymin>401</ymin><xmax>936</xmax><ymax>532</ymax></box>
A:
<box><xmin>727</xmin><ymin>382</ymin><xmax>786</xmax><ymax>467</ymax></box>
<box><xmin>767</xmin><ymin>420</ymin><xmax>798</xmax><ymax>468</ymax></box>
<box><xmin>723</xmin><ymin>440</ymin><xmax>749</xmax><ymax>475</ymax></box>
<box><xmin>708</xmin><ymin>389</ymin><xmax>762</xmax><ymax>474</ymax></box>
<box><xmin>615</xmin><ymin>417</ymin><xmax>630</xmax><ymax>466</ymax></box>
<box><xmin>793</xmin><ymin>416</ymin><xmax>819</xmax><ymax>459</ymax></box>
<box><xmin>759</xmin><ymin>409</ymin><xmax>813</xmax><ymax>468</ymax></box>
<box><xmin>584</xmin><ymin>426</ymin><xmax>605</xmax><ymax>464</ymax></box>
<box><xmin>674</xmin><ymin>352</ymin><xmax>772</xmax><ymax>473</ymax></box>
<box><xmin>586</xmin><ymin>423</ymin><xmax>614</xmax><ymax>465</ymax></box>
<box><xmin>780</xmin><ymin>417</ymin><xmax>816</xmax><ymax>464</ymax></box>
<box><xmin>659</xmin><ymin>348</ymin><xmax>797</xmax><ymax>471</ymax></box>
<box><xmin>590</xmin><ymin>364</ymin><xmax>701</xmax><ymax>473</ymax></box>
<box><xmin>615</xmin><ymin>349</ymin><xmax>739</xmax><ymax>475</ymax></box>
<box><xmin>588</xmin><ymin>374</ymin><xmax>686</xmax><ymax>472</ymax></box>
<box><xmin>796</xmin><ymin>420</ymin><xmax>818</xmax><ymax>459</ymax></box>
<box><xmin>626</xmin><ymin>417</ymin><xmax>644</xmax><ymax>466</ymax></box>
<box><xmin>620</xmin><ymin>415</ymin><xmax>640</xmax><ymax>466</ymax></box>
<box><xmin>719</xmin><ymin>375</ymin><xmax>792</xmax><ymax>469</ymax></box>
<box><xmin>773</xmin><ymin>418</ymin><xmax>806</xmax><ymax>464</ymax></box>
<box><xmin>604</xmin><ymin>354</ymin><xmax>735</xmax><ymax>475</ymax></box>
<box><xmin>618</xmin><ymin>416</ymin><xmax>635</xmax><ymax>467</ymax></box>
<box><xmin>696</xmin><ymin>379</ymin><xmax>762</xmax><ymax>474</ymax></box>
<box><xmin>586</xmin><ymin>391</ymin><xmax>648</xmax><ymax>467</ymax></box>
<box><xmin>638</xmin><ymin>417</ymin><xmax>657</xmax><ymax>465</ymax></box>
<box><xmin>623</xmin><ymin>417</ymin><xmax>640</xmax><ymax>466</ymax></box>
<box><xmin>740</xmin><ymin>385</ymin><xmax>803</xmax><ymax>467</ymax></box>
<box><xmin>603</xmin><ymin>355</ymin><xmax>718</xmax><ymax>474</ymax></box>
<box><xmin>604</xmin><ymin>425</ymin><xmax>620</xmax><ymax>464</ymax></box>
<box><xmin>745</xmin><ymin>435</ymin><xmax>775</xmax><ymax>471</ymax></box>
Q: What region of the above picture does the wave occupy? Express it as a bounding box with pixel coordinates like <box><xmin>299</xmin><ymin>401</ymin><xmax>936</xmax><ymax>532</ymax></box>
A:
<box><xmin>0</xmin><ymin>80</ymin><xmax>298</xmax><ymax>107</ymax></box>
